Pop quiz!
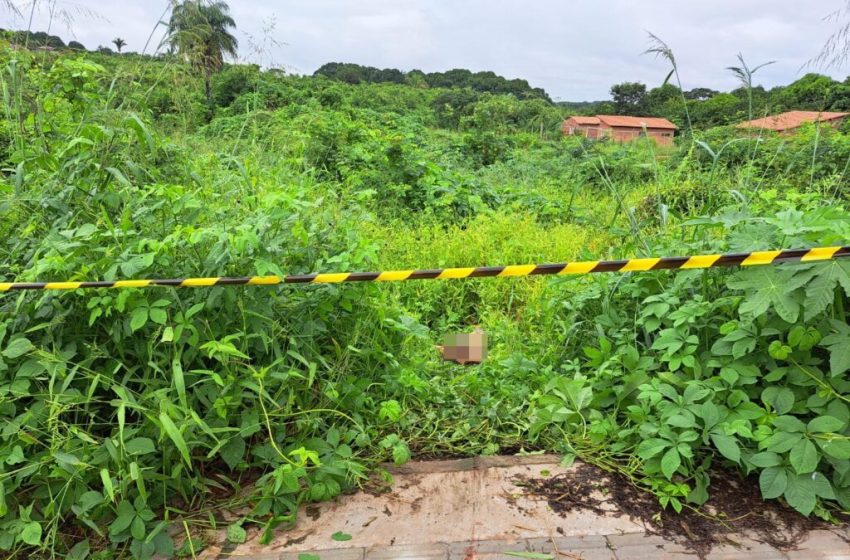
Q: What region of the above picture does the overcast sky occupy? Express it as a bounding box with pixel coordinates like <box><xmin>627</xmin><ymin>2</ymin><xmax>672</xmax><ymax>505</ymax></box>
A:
<box><xmin>8</xmin><ymin>0</ymin><xmax>850</xmax><ymax>100</ymax></box>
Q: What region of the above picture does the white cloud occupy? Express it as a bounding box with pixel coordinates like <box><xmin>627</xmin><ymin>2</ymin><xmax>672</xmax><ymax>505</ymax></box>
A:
<box><xmin>10</xmin><ymin>0</ymin><xmax>850</xmax><ymax>100</ymax></box>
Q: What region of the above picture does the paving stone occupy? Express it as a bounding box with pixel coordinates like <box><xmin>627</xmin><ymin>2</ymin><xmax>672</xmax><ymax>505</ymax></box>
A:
<box><xmin>280</xmin><ymin>548</ymin><xmax>366</xmax><ymax>560</ymax></box>
<box><xmin>367</xmin><ymin>543</ymin><xmax>448</xmax><ymax>560</ymax></box>
<box><xmin>784</xmin><ymin>530</ymin><xmax>850</xmax><ymax>560</ymax></box>
<box><xmin>704</xmin><ymin>542</ymin><xmax>786</xmax><ymax>560</ymax></box>
<box><xmin>387</xmin><ymin>458</ymin><xmax>476</xmax><ymax>475</ymax></box>
<box><xmin>448</xmin><ymin>539</ymin><xmax>527</xmax><ymax>559</ymax></box>
<box><xmin>605</xmin><ymin>533</ymin><xmax>696</xmax><ymax>559</ymax></box>
<box><xmin>526</xmin><ymin>535</ymin><xmax>616</xmax><ymax>559</ymax></box>
<box><xmin>219</xmin><ymin>554</ymin><xmax>281</xmax><ymax>560</ymax></box>
<box><xmin>475</xmin><ymin>455</ymin><xmax>562</xmax><ymax>469</ymax></box>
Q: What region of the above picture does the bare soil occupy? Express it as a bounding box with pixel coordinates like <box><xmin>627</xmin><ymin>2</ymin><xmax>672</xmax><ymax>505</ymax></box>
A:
<box><xmin>516</xmin><ymin>462</ymin><xmax>849</xmax><ymax>558</ymax></box>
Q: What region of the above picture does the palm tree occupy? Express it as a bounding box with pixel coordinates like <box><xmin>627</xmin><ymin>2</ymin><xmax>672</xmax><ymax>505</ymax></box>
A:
<box><xmin>163</xmin><ymin>0</ymin><xmax>238</xmax><ymax>104</ymax></box>
<box><xmin>112</xmin><ymin>37</ymin><xmax>126</xmax><ymax>53</ymax></box>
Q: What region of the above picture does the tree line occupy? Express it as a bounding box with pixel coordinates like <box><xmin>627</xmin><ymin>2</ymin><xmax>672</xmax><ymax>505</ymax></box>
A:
<box><xmin>594</xmin><ymin>73</ymin><xmax>850</xmax><ymax>129</ymax></box>
<box><xmin>8</xmin><ymin>1</ymin><xmax>850</xmax><ymax>134</ymax></box>
<box><xmin>314</xmin><ymin>62</ymin><xmax>552</xmax><ymax>101</ymax></box>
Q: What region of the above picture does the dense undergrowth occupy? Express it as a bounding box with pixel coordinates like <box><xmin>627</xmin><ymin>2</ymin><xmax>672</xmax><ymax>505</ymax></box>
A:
<box><xmin>0</xmin><ymin>44</ymin><xmax>849</xmax><ymax>559</ymax></box>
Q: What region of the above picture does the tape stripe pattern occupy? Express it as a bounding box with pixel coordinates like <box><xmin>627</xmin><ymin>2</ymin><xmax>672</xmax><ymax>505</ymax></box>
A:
<box><xmin>0</xmin><ymin>246</ymin><xmax>848</xmax><ymax>292</ymax></box>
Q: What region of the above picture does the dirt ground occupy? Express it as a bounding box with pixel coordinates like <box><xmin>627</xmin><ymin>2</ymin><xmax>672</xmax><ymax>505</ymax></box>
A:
<box><xmin>200</xmin><ymin>456</ymin><xmax>850</xmax><ymax>560</ymax></box>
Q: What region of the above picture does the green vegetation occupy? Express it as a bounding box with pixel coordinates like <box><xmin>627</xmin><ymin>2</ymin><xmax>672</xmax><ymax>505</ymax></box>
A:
<box><xmin>314</xmin><ymin>63</ymin><xmax>552</xmax><ymax>101</ymax></box>
<box><xmin>164</xmin><ymin>0</ymin><xmax>238</xmax><ymax>105</ymax></box>
<box><xmin>1</xmin><ymin>19</ymin><xmax>850</xmax><ymax>560</ymax></box>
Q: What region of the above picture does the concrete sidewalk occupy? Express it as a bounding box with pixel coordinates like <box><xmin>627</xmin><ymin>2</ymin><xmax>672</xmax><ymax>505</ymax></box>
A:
<box><xmin>207</xmin><ymin>456</ymin><xmax>850</xmax><ymax>560</ymax></box>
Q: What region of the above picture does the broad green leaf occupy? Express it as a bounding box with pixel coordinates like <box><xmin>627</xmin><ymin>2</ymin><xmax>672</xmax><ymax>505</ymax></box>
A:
<box><xmin>109</xmin><ymin>502</ymin><xmax>136</xmax><ymax>536</ymax></box>
<box><xmin>79</xmin><ymin>491</ymin><xmax>103</xmax><ymax>512</ymax></box>
<box><xmin>124</xmin><ymin>437</ymin><xmax>156</xmax><ymax>456</ymax></box>
<box><xmin>7</xmin><ymin>445</ymin><xmax>25</xmax><ymax>465</ymax></box>
<box><xmin>109</xmin><ymin>503</ymin><xmax>134</xmax><ymax>536</ymax></box>
<box><xmin>749</xmin><ymin>451</ymin><xmax>781</xmax><ymax>468</ymax></box>
<box><xmin>2</xmin><ymin>337</ymin><xmax>33</xmax><ymax>359</ymax></box>
<box><xmin>130</xmin><ymin>516</ymin><xmax>146</xmax><ymax>540</ymax></box>
<box><xmin>762</xmin><ymin>387</ymin><xmax>794</xmax><ymax>415</ymax></box>
<box><xmin>727</xmin><ymin>268</ymin><xmax>800</xmax><ymax>323</ymax></box>
<box><xmin>763</xmin><ymin>430</ymin><xmax>802</xmax><ymax>453</ymax></box>
<box><xmin>661</xmin><ymin>447</ymin><xmax>680</xmax><ymax>480</ymax></box>
<box><xmin>310</xmin><ymin>480</ymin><xmax>341</xmax><ymax>502</ymax></box>
<box><xmin>130</xmin><ymin>308</ymin><xmax>148</xmax><ymax>332</ymax></box>
<box><xmin>54</xmin><ymin>451</ymin><xmax>84</xmax><ymax>468</ymax></box>
<box><xmin>667</xmin><ymin>413</ymin><xmax>696</xmax><ymax>428</ymax></box>
<box><xmin>811</xmin><ymin>472</ymin><xmax>836</xmax><ymax>500</ymax></box>
<box><xmin>759</xmin><ymin>466</ymin><xmax>787</xmax><ymax>499</ymax></box>
<box><xmin>636</xmin><ymin>438</ymin><xmax>669</xmax><ymax>460</ymax></box>
<box><xmin>331</xmin><ymin>531</ymin><xmax>352</xmax><ymax>542</ymax></box>
<box><xmin>773</xmin><ymin>415</ymin><xmax>805</xmax><ymax>433</ymax></box>
<box><xmin>67</xmin><ymin>539</ymin><xmax>90</xmax><ymax>560</ymax></box>
<box><xmin>789</xmin><ymin>439</ymin><xmax>818</xmax><ymax>474</ymax></box>
<box><xmin>392</xmin><ymin>441</ymin><xmax>411</xmax><ymax>465</ymax></box>
<box><xmin>20</xmin><ymin>521</ymin><xmax>42</xmax><ymax>545</ymax></box>
<box><xmin>161</xmin><ymin>326</ymin><xmax>174</xmax><ymax>342</ymax></box>
<box><xmin>698</xmin><ymin>401</ymin><xmax>720</xmax><ymax>429</ymax></box>
<box><xmin>149</xmin><ymin>308</ymin><xmax>167</xmax><ymax>325</ymax></box>
<box><xmin>784</xmin><ymin>473</ymin><xmax>817</xmax><ymax>516</ymax></box>
<box><xmin>159</xmin><ymin>412</ymin><xmax>192</xmax><ymax>469</ymax></box>
<box><xmin>807</xmin><ymin>416</ymin><xmax>844</xmax><ymax>433</ymax></box>
<box><xmin>822</xmin><ymin>328</ymin><xmax>850</xmax><ymax>376</ymax></box>
<box><xmin>802</xmin><ymin>261</ymin><xmax>850</xmax><ymax>321</ymax></box>
<box><xmin>816</xmin><ymin>437</ymin><xmax>850</xmax><ymax>460</ymax></box>
<box><xmin>710</xmin><ymin>433</ymin><xmax>740</xmax><ymax>463</ymax></box>
<box><xmin>220</xmin><ymin>437</ymin><xmax>245</xmax><ymax>470</ymax></box>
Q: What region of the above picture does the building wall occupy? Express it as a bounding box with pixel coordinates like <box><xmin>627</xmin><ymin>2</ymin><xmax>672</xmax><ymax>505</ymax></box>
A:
<box><xmin>563</xmin><ymin>119</ymin><xmax>676</xmax><ymax>146</ymax></box>
<box><xmin>562</xmin><ymin>118</ymin><xmax>599</xmax><ymax>137</ymax></box>
<box><xmin>599</xmin><ymin>125</ymin><xmax>674</xmax><ymax>146</ymax></box>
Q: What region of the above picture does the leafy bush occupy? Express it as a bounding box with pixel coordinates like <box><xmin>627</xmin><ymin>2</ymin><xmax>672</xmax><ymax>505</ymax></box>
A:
<box><xmin>530</xmin><ymin>202</ymin><xmax>850</xmax><ymax>517</ymax></box>
<box><xmin>2</xmin><ymin>42</ymin><xmax>850</xmax><ymax>560</ymax></box>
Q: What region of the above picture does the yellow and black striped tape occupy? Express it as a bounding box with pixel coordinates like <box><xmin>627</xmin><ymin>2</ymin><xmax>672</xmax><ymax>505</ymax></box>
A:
<box><xmin>1</xmin><ymin>247</ymin><xmax>848</xmax><ymax>292</ymax></box>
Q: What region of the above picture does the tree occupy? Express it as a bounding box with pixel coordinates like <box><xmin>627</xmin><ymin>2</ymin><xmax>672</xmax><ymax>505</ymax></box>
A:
<box><xmin>610</xmin><ymin>82</ymin><xmax>647</xmax><ymax>115</ymax></box>
<box><xmin>112</xmin><ymin>37</ymin><xmax>126</xmax><ymax>53</ymax></box>
<box><xmin>164</xmin><ymin>0</ymin><xmax>239</xmax><ymax>104</ymax></box>
<box><xmin>774</xmin><ymin>73</ymin><xmax>838</xmax><ymax>111</ymax></box>
<box><xmin>685</xmin><ymin>88</ymin><xmax>719</xmax><ymax>101</ymax></box>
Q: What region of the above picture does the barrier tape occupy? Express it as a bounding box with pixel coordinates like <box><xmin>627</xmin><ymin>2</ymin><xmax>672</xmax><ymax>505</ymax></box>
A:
<box><xmin>1</xmin><ymin>246</ymin><xmax>849</xmax><ymax>292</ymax></box>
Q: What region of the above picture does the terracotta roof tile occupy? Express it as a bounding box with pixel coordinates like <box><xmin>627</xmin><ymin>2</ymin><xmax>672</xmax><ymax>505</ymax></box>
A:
<box><xmin>567</xmin><ymin>116</ymin><xmax>601</xmax><ymax>125</ymax></box>
<box><xmin>736</xmin><ymin>111</ymin><xmax>849</xmax><ymax>131</ymax></box>
<box><xmin>596</xmin><ymin>115</ymin><xmax>678</xmax><ymax>130</ymax></box>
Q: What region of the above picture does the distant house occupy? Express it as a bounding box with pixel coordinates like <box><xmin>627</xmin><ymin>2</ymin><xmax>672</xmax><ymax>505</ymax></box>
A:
<box><xmin>562</xmin><ymin>116</ymin><xmax>601</xmax><ymax>136</ymax></box>
<box><xmin>736</xmin><ymin>111</ymin><xmax>849</xmax><ymax>134</ymax></box>
<box><xmin>562</xmin><ymin>115</ymin><xmax>678</xmax><ymax>146</ymax></box>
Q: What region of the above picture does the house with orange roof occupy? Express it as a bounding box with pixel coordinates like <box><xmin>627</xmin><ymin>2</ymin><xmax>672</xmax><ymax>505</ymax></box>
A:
<box><xmin>562</xmin><ymin>116</ymin><xmax>601</xmax><ymax>137</ymax></box>
<box><xmin>562</xmin><ymin>115</ymin><xmax>678</xmax><ymax>146</ymax></box>
<box><xmin>736</xmin><ymin>111</ymin><xmax>849</xmax><ymax>134</ymax></box>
